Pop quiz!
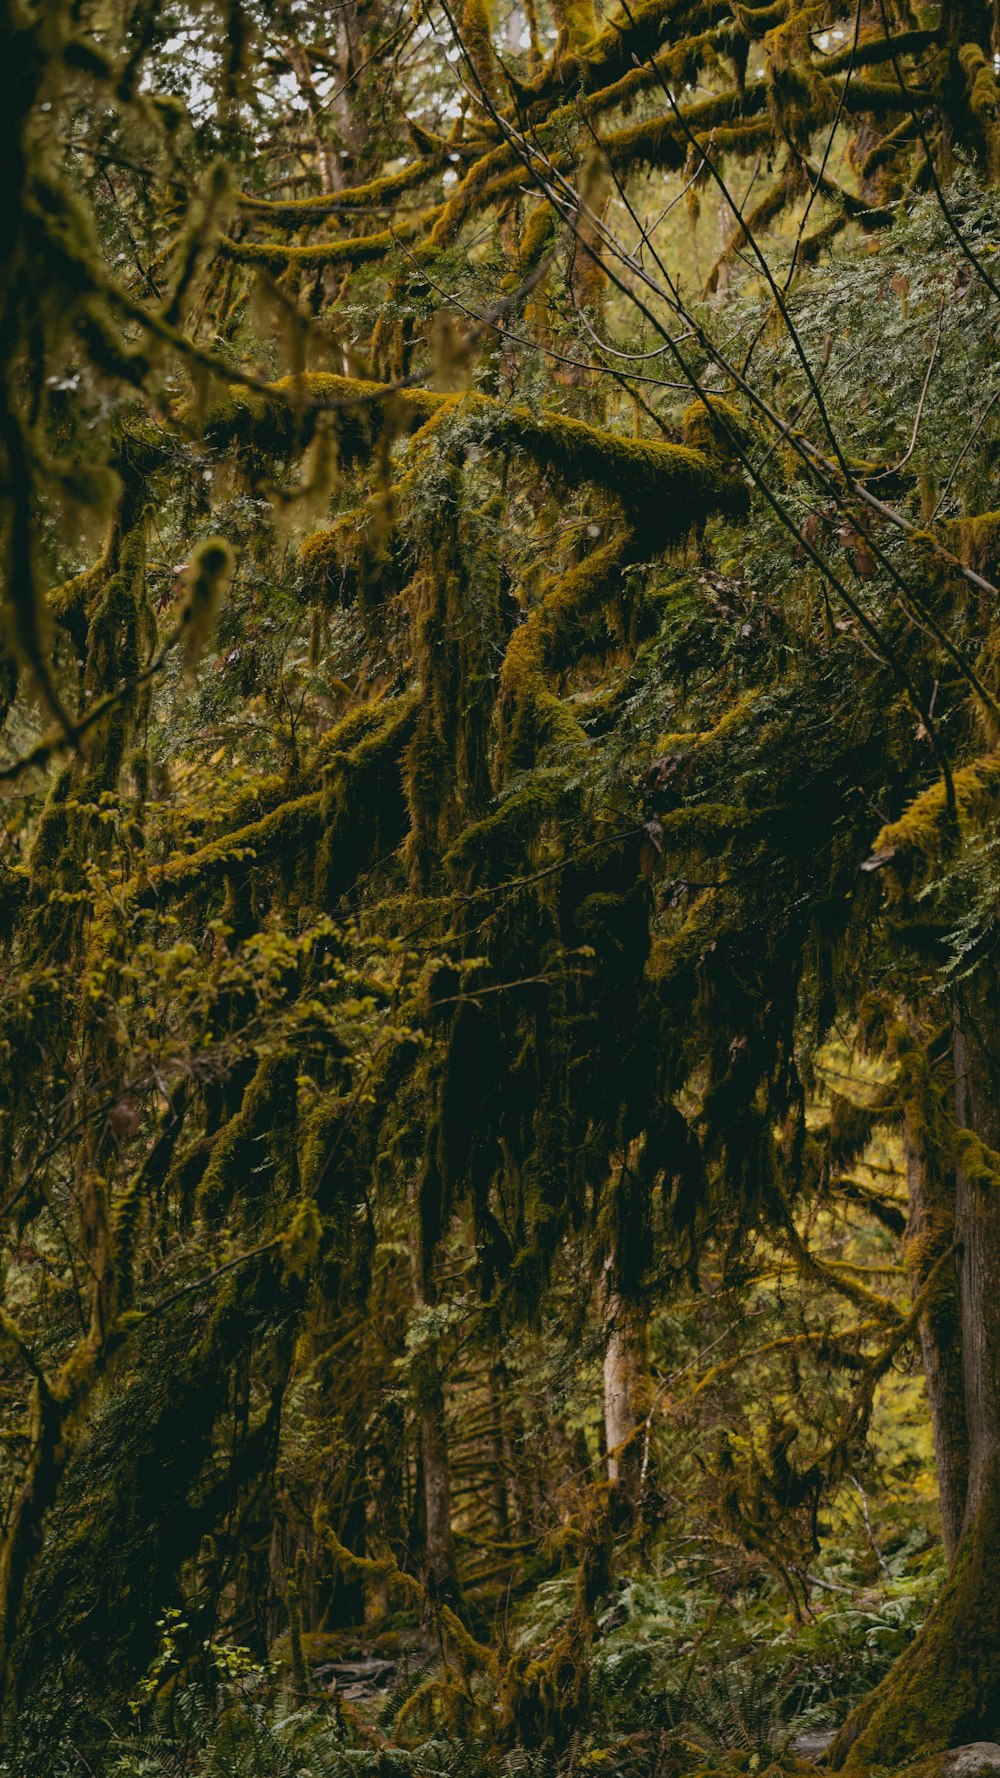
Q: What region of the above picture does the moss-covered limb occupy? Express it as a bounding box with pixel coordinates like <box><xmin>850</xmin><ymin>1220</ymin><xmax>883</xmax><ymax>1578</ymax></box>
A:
<box><xmin>220</xmin><ymin>41</ymin><xmax>915</xmax><ymax>279</ymax></box>
<box><xmin>865</xmin><ymin>750</ymin><xmax>1000</xmax><ymax>894</ymax></box>
<box><xmin>608</xmin><ymin>68</ymin><xmax>928</xmax><ymax>180</ymax></box>
<box><xmin>604</xmin><ymin>93</ymin><xmax>769</xmax><ymax>176</ymax></box>
<box><xmin>197</xmin><ymin>1052</ymin><xmax>298</xmax><ymax>1222</ymax></box>
<box><xmin>298</xmin><ymin>503</ymin><xmax>401</xmax><ymax>608</ymax></box>
<box><xmin>945</xmin><ymin>507</ymin><xmax>1000</xmax><ymax>588</ymax></box>
<box><xmin>686</xmin><ymin>1317</ymin><xmax>894</xmax><ymax>1402</ymax></box>
<box><xmin>215</xmin><ymin>41</ymin><xmax>923</xmax><ymax>284</ymax></box>
<box><xmin>959</xmin><ymin>41</ymin><xmax>1000</xmax><ymax>171</ymax></box>
<box><xmin>137</xmin><ymin>697</ymin><xmax>418</xmax><ymax>906</ymax></box>
<box><xmin>313</xmin><ymin>689</ymin><xmax>419</xmax><ymax>882</ymax></box>
<box><xmin>317</xmin><ymin>1512</ymin><xmax>495</xmax><ymax>1673</ymax></box>
<box><xmin>459</xmin><ymin>0</ymin><xmax>500</xmax><ymax>101</ymax></box>
<box><xmin>798</xmin><ymin>159</ymin><xmax>896</xmax><ymax>230</ymax></box>
<box><xmin>297</xmin><ymin>427</ymin><xmax>455</xmax><ymax>606</ymax></box>
<box><xmin>46</xmin><ymin>413</ymin><xmax>180</xmax><ymax>658</ymax></box>
<box><xmin>441</xmin><ymin>769</ymin><xmax>577</xmax><ymax>879</ymax></box>
<box><xmin>838</xmin><ymin>74</ymin><xmax>935</xmax><ymax>116</ymax></box>
<box><xmin>782</xmin><ymin>1216</ymin><xmax>905</xmax><ymax>1324</ymax></box>
<box><xmin>236</xmin><ymin>151</ymin><xmax>448</xmax><ymax>222</ymax></box>
<box><xmin>310</xmin><ymin>688</ymin><xmax>420</xmax><ymax>774</ymax></box>
<box><xmin>218</xmin><ymin>209</ymin><xmax>434</xmax><ymax>270</ymax></box>
<box><xmin>496</xmin><ymin>531</ymin><xmax>633</xmax><ymax>775</ymax></box>
<box><xmin>207</xmin><ymin>373</ymin><xmax>747</xmax><ymax>519</ymax></box>
<box><xmin>483</xmin><ymin>402</ymin><xmax>748</xmax><ymax>528</ymax></box>
<box><xmin>437</xmin><ymin>24</ymin><xmax>743</xmax><ymax>229</ymax></box>
<box><xmin>202</xmin><ymin>372</ymin><xmax>444</xmax><ymax>463</ymax></box>
<box><xmin>80</xmin><ymin>524</ymin><xmax>148</xmax><ymax>789</ymax></box>
<box><xmin>821</xmin><ymin>24</ymin><xmax>939</xmax><ymax>73</ymax></box>
<box><xmin>535</xmin><ymin>0</ymin><xmax>727</xmax><ymax>94</ymax></box>
<box><xmin>704</xmin><ymin>167</ymin><xmax>795</xmax><ymax>295</ymax></box>
<box><xmin>48</xmin><ymin>550</ymin><xmax>113</xmax><ymax>655</ymax></box>
<box><xmin>829</xmin><ymin>1460</ymin><xmax>1000</xmax><ymax>1767</ymax></box>
<box><xmin>139</xmin><ymin>790</ymin><xmax>323</xmax><ymax>902</ymax></box>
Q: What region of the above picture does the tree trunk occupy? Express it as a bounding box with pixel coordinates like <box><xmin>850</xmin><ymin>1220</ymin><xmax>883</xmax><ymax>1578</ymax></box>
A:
<box><xmin>903</xmin><ymin>1090</ymin><xmax>969</xmax><ymax>1563</ymax></box>
<box><xmin>419</xmin><ymin>1357</ymin><xmax>460</xmax><ymax>1604</ymax></box>
<box><xmin>409</xmin><ymin>1179</ymin><xmax>461</xmax><ymax>1607</ymax></box>
<box><xmin>829</xmin><ymin>987</ymin><xmax>1000</xmax><ymax>1769</ymax></box>
<box><xmin>488</xmin><ymin>1358</ymin><xmax>511</xmax><ymax>1538</ymax></box>
<box><xmin>602</xmin><ymin>1260</ymin><xmax>648</xmax><ymax>1493</ymax></box>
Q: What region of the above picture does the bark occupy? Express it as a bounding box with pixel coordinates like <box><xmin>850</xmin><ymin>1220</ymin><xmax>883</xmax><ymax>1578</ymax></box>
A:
<box><xmin>419</xmin><ymin>1356</ymin><xmax>461</xmax><ymax>1605</ymax></box>
<box><xmin>903</xmin><ymin>1096</ymin><xmax>969</xmax><ymax>1563</ymax></box>
<box><xmin>602</xmin><ymin>1260</ymin><xmax>648</xmax><ymax>1492</ymax></box>
<box><xmin>952</xmin><ymin>990</ymin><xmax>1000</xmax><ymax>1531</ymax></box>
<box><xmin>829</xmin><ymin>984</ymin><xmax>1000</xmax><ymax>1768</ymax></box>
<box><xmin>488</xmin><ymin>1358</ymin><xmax>511</xmax><ymax>1537</ymax></box>
<box><xmin>409</xmin><ymin>1177</ymin><xmax>461</xmax><ymax>1606</ymax></box>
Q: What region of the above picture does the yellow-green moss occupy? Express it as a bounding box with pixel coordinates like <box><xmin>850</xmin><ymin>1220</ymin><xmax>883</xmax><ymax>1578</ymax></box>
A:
<box><xmin>209</xmin><ymin>376</ymin><xmax>747</xmax><ymax>523</ymax></box>
<box><xmin>237</xmin><ymin>154</ymin><xmax>443</xmax><ymax>222</ymax></box>
<box><xmin>868</xmin><ymin>751</ymin><xmax>1000</xmax><ymax>895</ymax></box>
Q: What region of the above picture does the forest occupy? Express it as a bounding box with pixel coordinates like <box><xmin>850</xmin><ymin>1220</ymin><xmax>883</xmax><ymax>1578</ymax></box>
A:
<box><xmin>5</xmin><ymin>0</ymin><xmax>1000</xmax><ymax>1772</ymax></box>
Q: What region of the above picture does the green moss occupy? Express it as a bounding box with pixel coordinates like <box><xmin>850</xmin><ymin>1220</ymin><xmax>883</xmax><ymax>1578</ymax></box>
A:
<box><xmin>945</xmin><ymin>508</ymin><xmax>1000</xmax><ymax>584</ymax></box>
<box><xmin>459</xmin><ymin>0</ymin><xmax>498</xmax><ymax>93</ymax></box>
<box><xmin>681</xmin><ymin>396</ymin><xmax>749</xmax><ymax>460</ymax></box>
<box><xmin>314</xmin><ymin>691</ymin><xmax>420</xmax><ymax>903</ymax></box>
<box><xmin>497</xmin><ymin>532</ymin><xmax>631</xmax><ymax>774</ymax></box>
<box><xmin>141</xmin><ymin>791</ymin><xmax>323</xmax><ymax>901</ymax></box>
<box><xmin>486</xmin><ymin>401</ymin><xmax>748</xmax><ymax>536</ymax></box>
<box><xmin>442</xmin><ymin>771</ymin><xmax>575</xmax><ymax>878</ymax></box>
<box><xmin>830</xmin><ymin>1474</ymin><xmax>1000</xmax><ymax>1767</ymax></box>
<box><xmin>605</xmin><ymin>85</ymin><xmax>770</xmax><ymax>177</ymax></box>
<box><xmin>48</xmin><ymin>552</ymin><xmax>111</xmax><ymax>653</ymax></box>
<box><xmin>867</xmin><ymin>752</ymin><xmax>1000</xmax><ymax>895</ymax></box>
<box><xmin>203</xmin><ymin>373</ymin><xmax>443</xmax><ymax>466</ymax></box>
<box><xmin>208</xmin><ymin>376</ymin><xmax>747</xmax><ymax>529</ymax></box>
<box><xmin>218</xmin><ymin>214</ymin><xmax>433</xmax><ymax>270</ymax></box>
<box><xmin>963</xmin><ymin>43</ymin><xmax>999</xmax><ymax>114</ymax></box>
<box><xmin>551</xmin><ymin>0</ymin><xmax>598</xmax><ymax>52</ymax></box>
<box><xmin>237</xmin><ymin>154</ymin><xmax>444</xmax><ymax>223</ymax></box>
<box><xmin>197</xmin><ymin>1053</ymin><xmax>298</xmax><ymax>1222</ymax></box>
<box><xmin>298</xmin><ymin>489</ymin><xmax>404</xmax><ymax>613</ymax></box>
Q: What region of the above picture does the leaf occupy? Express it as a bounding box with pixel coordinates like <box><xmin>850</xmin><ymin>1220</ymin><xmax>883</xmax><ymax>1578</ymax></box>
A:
<box><xmin>639</xmin><ymin>817</ymin><xmax>665</xmax><ymax>877</ymax></box>
<box><xmin>853</xmin><ymin>540</ymin><xmax>877</xmax><ymax>578</ymax></box>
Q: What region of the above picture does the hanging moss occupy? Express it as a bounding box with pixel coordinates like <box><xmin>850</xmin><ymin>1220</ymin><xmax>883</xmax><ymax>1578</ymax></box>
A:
<box><xmin>314</xmin><ymin>692</ymin><xmax>419</xmax><ymax>903</ymax></box>
<box><xmin>497</xmin><ymin>532</ymin><xmax>632</xmax><ymax>776</ymax></box>
<box><xmin>140</xmin><ymin>791</ymin><xmax>324</xmax><ymax>902</ymax></box>
<box><xmin>442</xmin><ymin>771</ymin><xmax>576</xmax><ymax>880</ymax></box>
<box><xmin>208</xmin><ymin>375</ymin><xmax>747</xmax><ymax>530</ymax></box>
<box><xmin>197</xmin><ymin>1052</ymin><xmax>298</xmax><ymax>1223</ymax></box>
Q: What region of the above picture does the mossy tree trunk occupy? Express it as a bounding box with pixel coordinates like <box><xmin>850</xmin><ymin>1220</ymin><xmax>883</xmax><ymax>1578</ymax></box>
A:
<box><xmin>420</xmin><ymin>1368</ymin><xmax>458</xmax><ymax>1602</ymax></box>
<box><xmin>409</xmin><ymin>1183</ymin><xmax>462</xmax><ymax>1609</ymax></box>
<box><xmin>488</xmin><ymin>1357</ymin><xmax>512</xmax><ymax>1538</ymax></box>
<box><xmin>904</xmin><ymin>1093</ymin><xmax>969</xmax><ymax>1563</ymax></box>
<box><xmin>829</xmin><ymin>984</ymin><xmax>1000</xmax><ymax>1769</ymax></box>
